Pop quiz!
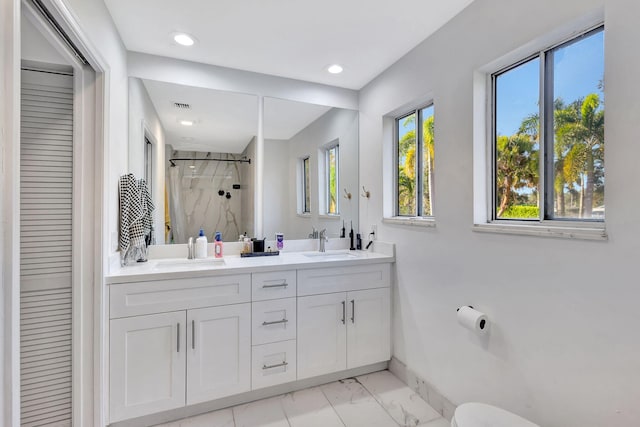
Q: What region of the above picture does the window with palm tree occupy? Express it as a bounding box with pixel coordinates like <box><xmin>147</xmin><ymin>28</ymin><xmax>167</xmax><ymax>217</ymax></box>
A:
<box><xmin>397</xmin><ymin>104</ymin><xmax>435</xmax><ymax>217</ymax></box>
<box><xmin>494</xmin><ymin>26</ymin><xmax>604</xmax><ymax>221</ymax></box>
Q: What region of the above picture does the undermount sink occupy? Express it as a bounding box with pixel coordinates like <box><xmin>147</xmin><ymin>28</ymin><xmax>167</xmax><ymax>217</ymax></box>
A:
<box><xmin>302</xmin><ymin>251</ymin><xmax>358</xmax><ymax>260</ymax></box>
<box><xmin>154</xmin><ymin>258</ymin><xmax>225</xmax><ymax>268</ymax></box>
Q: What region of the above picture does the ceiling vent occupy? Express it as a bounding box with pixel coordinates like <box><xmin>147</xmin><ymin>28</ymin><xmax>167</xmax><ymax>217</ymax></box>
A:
<box><xmin>173</xmin><ymin>102</ymin><xmax>191</xmax><ymax>109</ymax></box>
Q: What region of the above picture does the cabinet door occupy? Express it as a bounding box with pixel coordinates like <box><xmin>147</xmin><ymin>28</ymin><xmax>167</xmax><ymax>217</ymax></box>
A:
<box><xmin>346</xmin><ymin>288</ymin><xmax>391</xmax><ymax>368</ymax></box>
<box><xmin>187</xmin><ymin>303</ymin><xmax>251</xmax><ymax>405</ymax></box>
<box><xmin>110</xmin><ymin>311</ymin><xmax>186</xmax><ymax>423</ymax></box>
<box><xmin>297</xmin><ymin>293</ymin><xmax>347</xmax><ymax>379</ymax></box>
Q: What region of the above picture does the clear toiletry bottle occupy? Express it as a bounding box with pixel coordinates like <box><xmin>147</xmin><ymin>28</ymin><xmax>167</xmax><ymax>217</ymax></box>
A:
<box><xmin>214</xmin><ymin>231</ymin><xmax>223</xmax><ymax>258</ymax></box>
<box><xmin>195</xmin><ymin>229</ymin><xmax>208</xmax><ymax>258</ymax></box>
<box><xmin>243</xmin><ymin>237</ymin><xmax>252</xmax><ymax>254</ymax></box>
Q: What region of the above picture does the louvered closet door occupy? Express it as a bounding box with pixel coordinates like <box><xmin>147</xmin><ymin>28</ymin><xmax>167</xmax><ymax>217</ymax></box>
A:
<box><xmin>20</xmin><ymin>69</ymin><xmax>74</xmax><ymax>427</ymax></box>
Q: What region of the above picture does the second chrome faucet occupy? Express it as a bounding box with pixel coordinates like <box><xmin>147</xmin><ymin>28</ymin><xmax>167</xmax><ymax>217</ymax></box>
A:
<box><xmin>319</xmin><ymin>229</ymin><xmax>328</xmax><ymax>252</ymax></box>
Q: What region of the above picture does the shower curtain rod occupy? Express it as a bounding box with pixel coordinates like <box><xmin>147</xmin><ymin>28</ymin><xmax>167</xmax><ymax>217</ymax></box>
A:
<box><xmin>169</xmin><ymin>157</ymin><xmax>251</xmax><ymax>167</ymax></box>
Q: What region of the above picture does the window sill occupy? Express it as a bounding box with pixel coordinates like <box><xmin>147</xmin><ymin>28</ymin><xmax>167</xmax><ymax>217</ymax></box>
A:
<box><xmin>383</xmin><ymin>216</ymin><xmax>436</xmax><ymax>228</ymax></box>
<box><xmin>473</xmin><ymin>221</ymin><xmax>607</xmax><ymax>241</ymax></box>
<box><xmin>297</xmin><ymin>213</ymin><xmax>311</xmax><ymax>219</ymax></box>
<box><xmin>318</xmin><ymin>214</ymin><xmax>341</xmax><ymax>220</ymax></box>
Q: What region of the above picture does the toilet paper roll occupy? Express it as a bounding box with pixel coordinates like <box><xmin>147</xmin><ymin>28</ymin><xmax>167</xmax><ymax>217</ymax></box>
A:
<box><xmin>457</xmin><ymin>306</ymin><xmax>488</xmax><ymax>334</ymax></box>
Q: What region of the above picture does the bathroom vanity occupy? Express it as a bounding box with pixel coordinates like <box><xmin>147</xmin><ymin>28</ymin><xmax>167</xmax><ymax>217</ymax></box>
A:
<box><xmin>105</xmin><ymin>247</ymin><xmax>394</xmax><ymax>425</ymax></box>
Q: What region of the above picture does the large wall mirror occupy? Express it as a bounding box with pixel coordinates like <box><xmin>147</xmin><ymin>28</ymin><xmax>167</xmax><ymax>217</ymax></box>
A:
<box><xmin>128</xmin><ymin>77</ymin><xmax>359</xmax><ymax>244</ymax></box>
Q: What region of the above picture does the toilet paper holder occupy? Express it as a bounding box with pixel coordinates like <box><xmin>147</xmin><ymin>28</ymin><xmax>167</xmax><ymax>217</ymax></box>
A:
<box><xmin>456</xmin><ymin>305</ymin><xmax>487</xmax><ymax>331</ymax></box>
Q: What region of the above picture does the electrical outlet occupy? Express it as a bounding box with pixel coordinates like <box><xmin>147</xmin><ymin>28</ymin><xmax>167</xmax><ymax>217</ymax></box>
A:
<box><xmin>370</xmin><ymin>224</ymin><xmax>377</xmax><ymax>240</ymax></box>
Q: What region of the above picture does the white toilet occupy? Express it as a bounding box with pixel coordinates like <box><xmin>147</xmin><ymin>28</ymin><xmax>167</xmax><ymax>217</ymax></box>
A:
<box><xmin>451</xmin><ymin>402</ymin><xmax>540</xmax><ymax>427</ymax></box>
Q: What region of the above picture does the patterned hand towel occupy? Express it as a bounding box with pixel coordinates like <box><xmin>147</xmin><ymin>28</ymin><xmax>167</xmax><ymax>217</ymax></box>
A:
<box><xmin>119</xmin><ymin>174</ymin><xmax>155</xmax><ymax>265</ymax></box>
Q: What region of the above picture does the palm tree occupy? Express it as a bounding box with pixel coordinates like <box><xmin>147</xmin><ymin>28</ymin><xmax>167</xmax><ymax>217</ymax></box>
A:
<box><xmin>398</xmin><ymin>128</ymin><xmax>416</xmax><ymax>215</ymax></box>
<box><xmin>496</xmin><ymin>133</ymin><xmax>538</xmax><ymax>217</ymax></box>
<box><xmin>556</xmin><ymin>94</ymin><xmax>604</xmax><ymax>217</ymax></box>
<box><xmin>423</xmin><ymin>115</ymin><xmax>435</xmax><ymax>215</ymax></box>
<box><xmin>397</xmin><ymin>114</ymin><xmax>436</xmax><ymax>216</ymax></box>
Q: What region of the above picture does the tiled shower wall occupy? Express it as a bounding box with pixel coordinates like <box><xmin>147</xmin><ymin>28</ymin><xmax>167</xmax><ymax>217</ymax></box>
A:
<box><xmin>166</xmin><ymin>148</ymin><xmax>250</xmax><ymax>243</ymax></box>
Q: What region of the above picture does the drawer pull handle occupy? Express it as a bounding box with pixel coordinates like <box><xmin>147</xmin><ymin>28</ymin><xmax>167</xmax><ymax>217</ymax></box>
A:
<box><xmin>262</xmin><ymin>319</ymin><xmax>288</xmax><ymax>326</ymax></box>
<box><xmin>192</xmin><ymin>320</ymin><xmax>195</xmax><ymax>350</ymax></box>
<box><xmin>263</xmin><ymin>361</ymin><xmax>288</xmax><ymax>370</ymax></box>
<box><xmin>262</xmin><ymin>282</ymin><xmax>288</xmax><ymax>289</ymax></box>
<box><xmin>341</xmin><ymin>301</ymin><xmax>346</xmax><ymax>324</ymax></box>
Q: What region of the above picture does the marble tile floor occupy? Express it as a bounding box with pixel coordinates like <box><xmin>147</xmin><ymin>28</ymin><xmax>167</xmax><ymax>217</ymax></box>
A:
<box><xmin>155</xmin><ymin>370</ymin><xmax>450</xmax><ymax>427</ymax></box>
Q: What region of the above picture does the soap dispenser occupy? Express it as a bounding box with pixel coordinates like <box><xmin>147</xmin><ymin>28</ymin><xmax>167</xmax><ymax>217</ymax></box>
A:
<box><xmin>214</xmin><ymin>231</ymin><xmax>223</xmax><ymax>258</ymax></box>
<box><xmin>195</xmin><ymin>229</ymin><xmax>208</xmax><ymax>258</ymax></box>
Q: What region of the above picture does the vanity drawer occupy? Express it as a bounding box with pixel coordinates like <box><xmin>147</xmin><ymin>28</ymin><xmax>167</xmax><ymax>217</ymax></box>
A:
<box><xmin>251</xmin><ymin>340</ymin><xmax>296</xmax><ymax>390</ymax></box>
<box><xmin>252</xmin><ymin>298</ymin><xmax>296</xmax><ymax>345</ymax></box>
<box><xmin>297</xmin><ymin>263</ymin><xmax>391</xmax><ymax>296</ymax></box>
<box><xmin>110</xmin><ymin>274</ymin><xmax>251</xmax><ymax>318</ymax></box>
<box><xmin>251</xmin><ymin>270</ymin><xmax>296</xmax><ymax>301</ymax></box>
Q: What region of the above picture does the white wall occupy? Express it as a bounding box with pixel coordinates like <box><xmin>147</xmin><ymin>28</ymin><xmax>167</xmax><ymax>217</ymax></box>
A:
<box><xmin>128</xmin><ymin>52</ymin><xmax>358</xmax><ymax>111</ymax></box>
<box><xmin>286</xmin><ymin>108</ymin><xmax>359</xmax><ymax>240</ymax></box>
<box><xmin>263</xmin><ymin>139</ymin><xmax>290</xmax><ymax>240</ymax></box>
<box><xmin>62</xmin><ymin>0</ymin><xmax>129</xmax><ymax>258</ymax></box>
<box><xmin>359</xmin><ymin>0</ymin><xmax>640</xmax><ymax>426</ymax></box>
<box><xmin>21</xmin><ymin>14</ymin><xmax>68</xmax><ymax>66</ymax></box>
<box><xmin>128</xmin><ymin>77</ymin><xmax>165</xmax><ymax>244</ymax></box>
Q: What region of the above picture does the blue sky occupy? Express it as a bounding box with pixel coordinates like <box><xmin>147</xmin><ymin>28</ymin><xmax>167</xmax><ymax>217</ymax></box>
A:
<box><xmin>496</xmin><ymin>29</ymin><xmax>604</xmax><ymax>136</ymax></box>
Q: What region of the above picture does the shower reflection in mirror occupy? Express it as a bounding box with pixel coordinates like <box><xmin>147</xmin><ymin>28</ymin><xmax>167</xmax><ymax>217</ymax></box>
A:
<box><xmin>166</xmin><ymin>152</ymin><xmax>251</xmax><ymax>244</ymax></box>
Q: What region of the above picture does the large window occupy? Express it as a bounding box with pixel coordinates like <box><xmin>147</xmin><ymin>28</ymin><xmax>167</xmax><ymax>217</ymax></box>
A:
<box><xmin>326</xmin><ymin>145</ymin><xmax>339</xmax><ymax>215</ymax></box>
<box><xmin>397</xmin><ymin>104</ymin><xmax>435</xmax><ymax>217</ymax></box>
<box><xmin>493</xmin><ymin>26</ymin><xmax>604</xmax><ymax>221</ymax></box>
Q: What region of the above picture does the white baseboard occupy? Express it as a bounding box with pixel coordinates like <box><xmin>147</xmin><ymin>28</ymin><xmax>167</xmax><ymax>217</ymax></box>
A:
<box><xmin>388</xmin><ymin>356</ymin><xmax>457</xmax><ymax>421</ymax></box>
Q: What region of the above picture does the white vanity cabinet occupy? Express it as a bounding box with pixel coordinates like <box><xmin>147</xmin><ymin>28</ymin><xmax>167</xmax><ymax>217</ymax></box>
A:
<box><xmin>297</xmin><ymin>264</ymin><xmax>391</xmax><ymax>379</ymax></box>
<box><xmin>109</xmin><ymin>274</ymin><xmax>251</xmax><ymax>423</ymax></box>
<box><xmin>109</xmin><ymin>311</ymin><xmax>187</xmax><ymax>422</ymax></box>
<box><xmin>107</xmin><ymin>259</ymin><xmax>393</xmax><ymax>424</ymax></box>
<box><xmin>186</xmin><ymin>304</ymin><xmax>251</xmax><ymax>405</ymax></box>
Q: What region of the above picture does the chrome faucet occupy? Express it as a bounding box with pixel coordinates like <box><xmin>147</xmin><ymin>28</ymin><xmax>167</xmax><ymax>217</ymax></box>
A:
<box><xmin>187</xmin><ymin>237</ymin><xmax>195</xmax><ymax>259</ymax></box>
<box><xmin>319</xmin><ymin>229</ymin><xmax>328</xmax><ymax>252</ymax></box>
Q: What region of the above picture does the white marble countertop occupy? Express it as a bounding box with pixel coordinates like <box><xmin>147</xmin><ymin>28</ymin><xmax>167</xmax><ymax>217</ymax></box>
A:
<box><xmin>106</xmin><ymin>245</ymin><xmax>395</xmax><ymax>285</ymax></box>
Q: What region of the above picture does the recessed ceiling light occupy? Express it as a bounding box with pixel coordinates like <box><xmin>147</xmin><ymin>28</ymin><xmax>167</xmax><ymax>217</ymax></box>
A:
<box><xmin>180</xmin><ymin>120</ymin><xmax>194</xmax><ymax>126</ymax></box>
<box><xmin>327</xmin><ymin>64</ymin><xmax>343</xmax><ymax>74</ymax></box>
<box><xmin>173</xmin><ymin>33</ymin><xmax>196</xmax><ymax>47</ymax></box>
<box><xmin>188</xmin><ymin>165</ymin><xmax>196</xmax><ymax>169</ymax></box>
